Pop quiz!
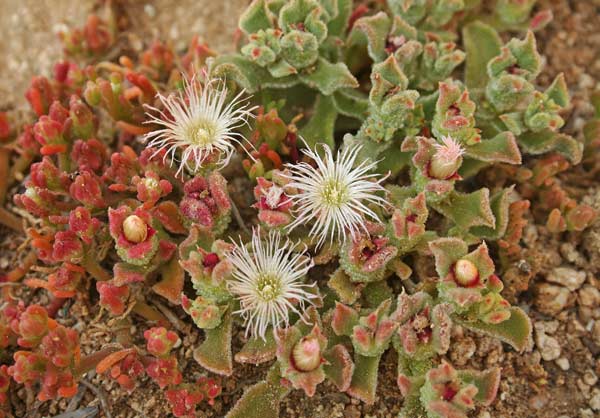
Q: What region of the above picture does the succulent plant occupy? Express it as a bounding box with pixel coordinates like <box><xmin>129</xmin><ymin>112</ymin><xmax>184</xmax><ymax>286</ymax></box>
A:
<box><xmin>0</xmin><ymin>1</ymin><xmax>597</xmax><ymax>417</ymax></box>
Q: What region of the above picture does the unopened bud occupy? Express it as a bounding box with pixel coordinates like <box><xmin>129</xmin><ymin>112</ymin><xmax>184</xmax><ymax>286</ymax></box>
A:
<box><xmin>429</xmin><ymin>136</ymin><xmax>464</xmax><ymax>180</ymax></box>
<box><xmin>453</xmin><ymin>259</ymin><xmax>479</xmax><ymax>287</ymax></box>
<box><xmin>123</xmin><ymin>215</ymin><xmax>148</xmax><ymax>243</ymax></box>
<box><xmin>292</xmin><ymin>335</ymin><xmax>321</xmax><ymax>372</ymax></box>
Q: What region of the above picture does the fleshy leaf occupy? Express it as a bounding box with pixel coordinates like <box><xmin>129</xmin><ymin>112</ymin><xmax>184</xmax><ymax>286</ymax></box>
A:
<box><xmin>152</xmin><ymin>256</ymin><xmax>184</xmax><ymax>305</ymax></box>
<box><xmin>462</xmin><ymin>21</ymin><xmax>502</xmax><ymax>89</ymax></box>
<box><xmin>299</xmin><ymin>57</ymin><xmax>359</xmax><ymax>95</ymax></box>
<box><xmin>211</xmin><ymin>55</ymin><xmax>299</xmax><ymax>93</ymax></box>
<box><xmin>239</xmin><ymin>0</ymin><xmax>275</xmax><ymax>34</ymax></box>
<box><xmin>235</xmin><ymin>331</ymin><xmax>277</xmax><ymax>365</ymax></box>
<box><xmin>432</xmin><ymin>189</ymin><xmax>496</xmax><ymax>231</ymax></box>
<box><xmin>193</xmin><ymin>309</ymin><xmax>233</xmax><ymax>375</ymax></box>
<box><xmin>299</xmin><ymin>95</ymin><xmax>337</xmax><ymax>149</ymax></box>
<box><xmin>465</xmin><ymin>132</ymin><xmax>522</xmax><ymax>165</ymax></box>
<box><xmin>346</xmin><ymin>354</ymin><xmax>380</xmax><ymax>404</ymax></box>
<box><xmin>349</xmin><ymin>12</ymin><xmax>391</xmax><ymax>62</ymax></box>
<box><xmin>323</xmin><ymin>344</ymin><xmax>354</xmax><ymax>391</ymax></box>
<box><xmin>519</xmin><ymin>130</ymin><xmax>583</xmax><ymax>164</ymax></box>
<box><xmin>226</xmin><ymin>367</ymin><xmax>290</xmax><ymax>418</ymax></box>
<box><xmin>332</xmin><ymin>88</ymin><xmax>369</xmax><ymax>120</ymax></box>
<box><xmin>470</xmin><ymin>186</ymin><xmax>514</xmax><ymax>239</ymax></box>
<box><xmin>458</xmin><ymin>367</ymin><xmax>501</xmax><ymax>406</ymax></box>
<box><xmin>328</xmin><ymin>268</ymin><xmax>363</xmax><ymax>305</ymax></box>
<box><xmin>455</xmin><ymin>307</ymin><xmax>532</xmax><ymax>352</ymax></box>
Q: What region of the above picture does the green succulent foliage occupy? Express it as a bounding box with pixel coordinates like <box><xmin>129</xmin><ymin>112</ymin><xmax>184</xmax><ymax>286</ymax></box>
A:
<box><xmin>348</xmin><ymin>12</ymin><xmax>465</xmax><ymax>90</ymax></box>
<box><xmin>388</xmin><ymin>0</ymin><xmax>465</xmax><ymax>30</ymax></box>
<box><xmin>216</xmin><ymin>0</ymin><xmax>358</xmax><ymax>95</ymax></box>
<box><xmin>463</xmin><ymin>22</ymin><xmax>582</xmax><ymax>163</ymax></box>
<box><xmin>194</xmin><ymin>1</ymin><xmax>572</xmax><ymax>416</ymax></box>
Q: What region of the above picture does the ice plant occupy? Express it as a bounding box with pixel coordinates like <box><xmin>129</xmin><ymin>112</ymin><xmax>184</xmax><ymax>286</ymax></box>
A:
<box><xmin>143</xmin><ymin>75</ymin><xmax>255</xmax><ymax>176</ymax></box>
<box><xmin>2</xmin><ymin>1</ymin><xmax>598</xmax><ymax>417</ymax></box>
<box><xmin>283</xmin><ymin>144</ymin><xmax>387</xmax><ymax>247</ymax></box>
<box><xmin>227</xmin><ymin>229</ymin><xmax>317</xmax><ymax>340</ymax></box>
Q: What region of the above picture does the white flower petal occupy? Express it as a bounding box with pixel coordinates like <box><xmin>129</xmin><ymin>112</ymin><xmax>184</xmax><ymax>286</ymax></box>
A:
<box><xmin>227</xmin><ymin>229</ymin><xmax>317</xmax><ymax>340</ymax></box>
<box><xmin>143</xmin><ymin>75</ymin><xmax>256</xmax><ymax>176</ymax></box>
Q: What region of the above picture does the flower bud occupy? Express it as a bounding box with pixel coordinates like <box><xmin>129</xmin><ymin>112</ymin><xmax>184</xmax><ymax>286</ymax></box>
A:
<box><xmin>123</xmin><ymin>215</ymin><xmax>148</xmax><ymax>243</ymax></box>
<box><xmin>291</xmin><ymin>335</ymin><xmax>322</xmax><ymax>372</ymax></box>
<box><xmin>429</xmin><ymin>136</ymin><xmax>464</xmax><ymax>180</ymax></box>
<box><xmin>453</xmin><ymin>259</ymin><xmax>479</xmax><ymax>287</ymax></box>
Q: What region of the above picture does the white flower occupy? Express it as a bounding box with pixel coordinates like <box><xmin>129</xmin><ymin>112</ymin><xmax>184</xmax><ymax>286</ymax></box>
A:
<box><xmin>282</xmin><ymin>143</ymin><xmax>387</xmax><ymax>247</ymax></box>
<box><xmin>227</xmin><ymin>229</ymin><xmax>317</xmax><ymax>340</ymax></box>
<box><xmin>143</xmin><ymin>75</ymin><xmax>255</xmax><ymax>176</ymax></box>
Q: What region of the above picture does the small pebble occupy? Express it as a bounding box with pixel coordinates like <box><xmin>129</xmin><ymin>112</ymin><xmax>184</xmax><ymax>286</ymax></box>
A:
<box><xmin>555</xmin><ymin>357</ymin><xmax>570</xmax><ymax>371</ymax></box>
<box><xmin>547</xmin><ymin>267</ymin><xmax>586</xmax><ymax>291</ymax></box>
<box><xmin>583</xmin><ymin>370</ymin><xmax>598</xmax><ymax>386</ymax></box>
<box><xmin>535</xmin><ymin>332</ymin><xmax>562</xmax><ymax>361</ymax></box>
<box><xmin>589</xmin><ymin>388</ymin><xmax>600</xmax><ymax>411</ymax></box>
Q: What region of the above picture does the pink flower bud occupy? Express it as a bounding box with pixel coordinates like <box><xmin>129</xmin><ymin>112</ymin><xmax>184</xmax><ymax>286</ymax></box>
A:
<box><xmin>453</xmin><ymin>259</ymin><xmax>480</xmax><ymax>287</ymax></box>
<box><xmin>291</xmin><ymin>335</ymin><xmax>322</xmax><ymax>372</ymax></box>
<box><xmin>428</xmin><ymin>136</ymin><xmax>464</xmax><ymax>180</ymax></box>
<box><xmin>123</xmin><ymin>215</ymin><xmax>148</xmax><ymax>243</ymax></box>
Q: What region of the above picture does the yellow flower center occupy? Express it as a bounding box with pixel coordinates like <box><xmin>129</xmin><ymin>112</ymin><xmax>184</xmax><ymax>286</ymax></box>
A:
<box><xmin>321</xmin><ymin>180</ymin><xmax>347</xmax><ymax>207</ymax></box>
<box><xmin>256</xmin><ymin>273</ymin><xmax>281</xmax><ymax>302</ymax></box>
<box><xmin>187</xmin><ymin>120</ymin><xmax>216</xmax><ymax>146</ymax></box>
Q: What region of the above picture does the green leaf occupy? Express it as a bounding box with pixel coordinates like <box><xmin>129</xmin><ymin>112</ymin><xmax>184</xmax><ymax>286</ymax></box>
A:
<box><xmin>235</xmin><ymin>331</ymin><xmax>277</xmax><ymax>365</ymax></box>
<box><xmin>459</xmin><ymin>367</ymin><xmax>501</xmax><ymax>406</ymax></box>
<box><xmin>465</xmin><ymin>131</ymin><xmax>522</xmax><ymax>164</ymax></box>
<box><xmin>376</xmin><ymin>144</ymin><xmax>411</xmax><ymax>176</ymax></box>
<box><xmin>193</xmin><ymin>309</ymin><xmax>233</xmax><ymax>375</ymax></box>
<box><xmin>299</xmin><ymin>95</ymin><xmax>337</xmax><ymax>149</ymax></box>
<box><xmin>546</xmin><ymin>73</ymin><xmax>569</xmax><ymax>107</ymax></box>
<box><xmin>519</xmin><ymin>130</ymin><xmax>583</xmax><ymax>164</ymax></box>
<box><xmin>346</xmin><ymin>354</ymin><xmax>381</xmax><ymax>404</ymax></box>
<box><xmin>470</xmin><ymin>186</ymin><xmax>514</xmax><ymax>239</ymax></box>
<box><xmin>328</xmin><ymin>268</ymin><xmax>363</xmax><ymax>304</ymax></box>
<box><xmin>432</xmin><ymin>189</ymin><xmax>496</xmax><ymax>230</ymax></box>
<box><xmin>462</xmin><ymin>21</ymin><xmax>502</xmax><ymax>89</ymax></box>
<box><xmin>455</xmin><ymin>307</ymin><xmax>532</xmax><ymax>352</ymax></box>
<box><xmin>348</xmin><ymin>12</ymin><xmax>392</xmax><ymax>62</ymax></box>
<box><xmin>332</xmin><ymin>88</ymin><xmax>369</xmax><ymax>120</ymax></box>
<box><xmin>210</xmin><ymin>55</ymin><xmax>300</xmax><ymax>93</ymax></box>
<box><xmin>323</xmin><ymin>344</ymin><xmax>355</xmax><ymax>391</ymax></box>
<box><xmin>239</xmin><ymin>0</ymin><xmax>275</xmax><ymax>34</ymax></box>
<box><xmin>327</xmin><ymin>0</ymin><xmax>353</xmax><ymax>37</ymax></box>
<box><xmin>226</xmin><ymin>366</ymin><xmax>291</xmax><ymax>418</ymax></box>
<box><xmin>299</xmin><ymin>57</ymin><xmax>359</xmax><ymax>95</ymax></box>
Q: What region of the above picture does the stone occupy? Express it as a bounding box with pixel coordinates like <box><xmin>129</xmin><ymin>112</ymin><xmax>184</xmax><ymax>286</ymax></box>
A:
<box><xmin>579</xmin><ymin>285</ymin><xmax>600</xmax><ymax>308</ymax></box>
<box><xmin>583</xmin><ymin>370</ymin><xmax>598</xmax><ymax>386</ymax></box>
<box><xmin>589</xmin><ymin>388</ymin><xmax>600</xmax><ymax>411</ymax></box>
<box><xmin>547</xmin><ymin>267</ymin><xmax>587</xmax><ymax>291</ymax></box>
<box><xmin>535</xmin><ymin>283</ymin><xmax>572</xmax><ymax>315</ymax></box>
<box><xmin>555</xmin><ymin>357</ymin><xmax>570</xmax><ymax>371</ymax></box>
<box><xmin>592</xmin><ymin>321</ymin><xmax>600</xmax><ymax>345</ymax></box>
<box><xmin>535</xmin><ymin>332</ymin><xmax>561</xmax><ymax>361</ymax></box>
